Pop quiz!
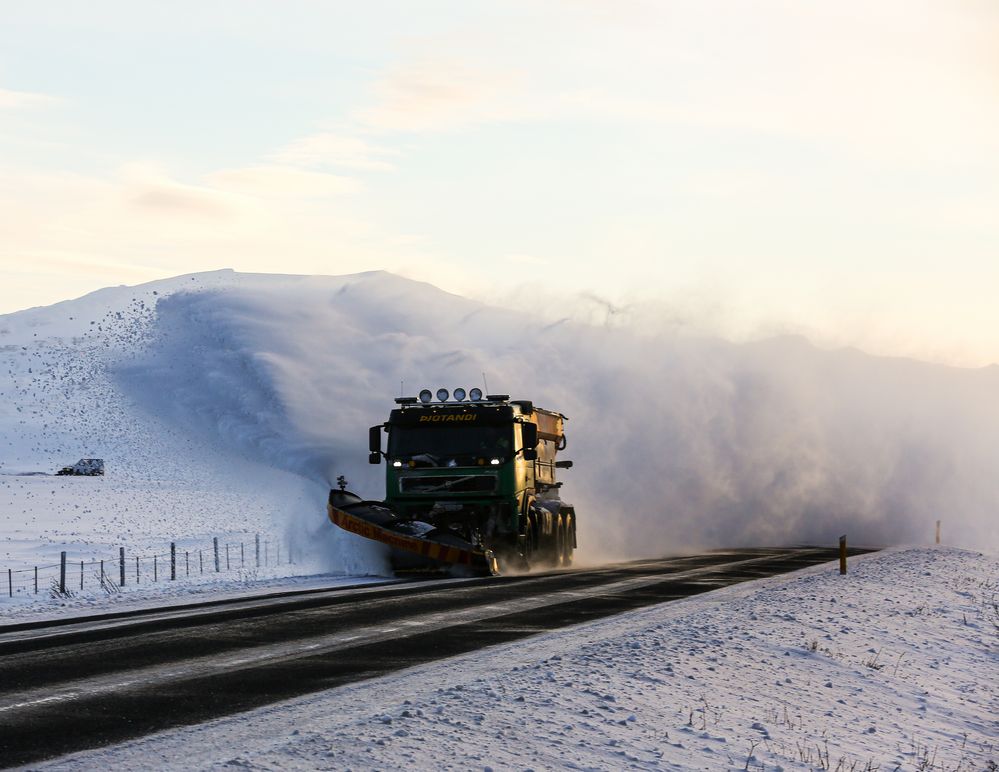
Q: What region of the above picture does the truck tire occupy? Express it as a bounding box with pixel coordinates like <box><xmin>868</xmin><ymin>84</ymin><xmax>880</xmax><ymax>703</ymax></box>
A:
<box><xmin>517</xmin><ymin>516</ymin><xmax>538</xmax><ymax>572</ymax></box>
<box><xmin>536</xmin><ymin>508</ymin><xmax>560</xmax><ymax>567</ymax></box>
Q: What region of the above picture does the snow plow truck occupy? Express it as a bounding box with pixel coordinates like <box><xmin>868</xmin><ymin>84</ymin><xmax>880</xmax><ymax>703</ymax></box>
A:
<box><xmin>328</xmin><ymin>388</ymin><xmax>576</xmax><ymax>575</ymax></box>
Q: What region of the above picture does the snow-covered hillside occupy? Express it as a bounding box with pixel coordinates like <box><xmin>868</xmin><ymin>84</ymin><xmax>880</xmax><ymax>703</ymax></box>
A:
<box><xmin>2</xmin><ymin>269</ymin><xmax>998</xmax><ymax>596</ymax></box>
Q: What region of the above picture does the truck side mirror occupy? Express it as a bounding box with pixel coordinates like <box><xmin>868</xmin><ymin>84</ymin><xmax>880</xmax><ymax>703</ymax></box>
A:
<box><xmin>555</xmin><ymin>460</ymin><xmax>573</xmax><ymax>469</ymax></box>
<box><xmin>369</xmin><ymin>425</ymin><xmax>382</xmax><ymax>453</ymax></box>
<box><xmin>368</xmin><ymin>451</ymin><xmax>381</xmax><ymax>465</ymax></box>
<box><xmin>521</xmin><ymin>422</ymin><xmax>538</xmax><ymax>448</ymax></box>
<box><xmin>523</xmin><ymin>448</ymin><xmax>538</xmax><ymax>461</ymax></box>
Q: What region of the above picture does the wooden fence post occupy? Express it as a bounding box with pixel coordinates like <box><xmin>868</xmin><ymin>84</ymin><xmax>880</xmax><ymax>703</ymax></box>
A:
<box><xmin>935</xmin><ymin>520</ymin><xmax>941</xmax><ymax>545</ymax></box>
<box><xmin>170</xmin><ymin>543</ymin><xmax>176</xmax><ymax>581</ymax></box>
<box><xmin>120</xmin><ymin>547</ymin><xmax>125</xmax><ymax>587</ymax></box>
<box><xmin>255</xmin><ymin>534</ymin><xmax>260</xmax><ymax>568</ymax></box>
<box><xmin>213</xmin><ymin>537</ymin><xmax>220</xmax><ymax>572</ymax></box>
<box><xmin>60</xmin><ymin>551</ymin><xmax>66</xmax><ymax>595</ymax></box>
<box><xmin>839</xmin><ymin>535</ymin><xmax>847</xmax><ymax>575</ymax></box>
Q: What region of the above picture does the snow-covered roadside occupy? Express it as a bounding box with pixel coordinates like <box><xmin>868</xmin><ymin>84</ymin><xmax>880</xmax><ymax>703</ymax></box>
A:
<box><xmin>0</xmin><ymin>572</ymin><xmax>390</xmax><ymax>627</ymax></box>
<box><xmin>42</xmin><ymin>547</ymin><xmax>998</xmax><ymax>771</ymax></box>
<box><xmin>0</xmin><ymin>466</ymin><xmax>390</xmax><ymax>624</ymax></box>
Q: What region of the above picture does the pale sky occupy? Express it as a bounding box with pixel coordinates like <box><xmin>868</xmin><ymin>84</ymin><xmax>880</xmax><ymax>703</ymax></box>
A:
<box><xmin>1</xmin><ymin>1</ymin><xmax>997</xmax><ymax>365</ymax></box>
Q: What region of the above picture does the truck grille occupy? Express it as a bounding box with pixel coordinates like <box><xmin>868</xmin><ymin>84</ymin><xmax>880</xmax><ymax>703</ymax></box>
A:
<box><xmin>399</xmin><ymin>475</ymin><xmax>497</xmax><ymax>494</ymax></box>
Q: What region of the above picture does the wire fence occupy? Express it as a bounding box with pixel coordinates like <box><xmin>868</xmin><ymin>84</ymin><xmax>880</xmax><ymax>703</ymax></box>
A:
<box><xmin>3</xmin><ymin>533</ymin><xmax>297</xmax><ymax>600</ymax></box>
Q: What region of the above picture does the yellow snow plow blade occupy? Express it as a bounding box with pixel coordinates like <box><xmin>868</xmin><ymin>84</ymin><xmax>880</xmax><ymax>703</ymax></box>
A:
<box><xmin>327</xmin><ymin>489</ymin><xmax>498</xmax><ymax>574</ymax></box>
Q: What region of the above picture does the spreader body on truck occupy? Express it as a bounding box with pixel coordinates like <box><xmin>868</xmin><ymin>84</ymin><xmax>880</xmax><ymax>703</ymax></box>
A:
<box><xmin>328</xmin><ymin>389</ymin><xmax>576</xmax><ymax>575</ymax></box>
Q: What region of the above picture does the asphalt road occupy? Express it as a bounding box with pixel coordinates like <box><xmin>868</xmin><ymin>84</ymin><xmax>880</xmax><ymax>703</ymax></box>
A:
<box><xmin>0</xmin><ymin>547</ymin><xmax>868</xmax><ymax>767</ymax></box>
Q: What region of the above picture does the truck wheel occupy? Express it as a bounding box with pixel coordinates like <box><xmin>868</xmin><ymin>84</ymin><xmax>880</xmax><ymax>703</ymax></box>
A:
<box><xmin>530</xmin><ymin>506</ymin><xmax>556</xmax><ymax>568</ymax></box>
<box><xmin>518</xmin><ymin>521</ymin><xmax>537</xmax><ymax>571</ymax></box>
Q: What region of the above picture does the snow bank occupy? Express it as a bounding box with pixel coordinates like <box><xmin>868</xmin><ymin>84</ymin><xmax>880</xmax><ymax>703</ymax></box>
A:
<box><xmin>45</xmin><ymin>547</ymin><xmax>999</xmax><ymax>770</ymax></box>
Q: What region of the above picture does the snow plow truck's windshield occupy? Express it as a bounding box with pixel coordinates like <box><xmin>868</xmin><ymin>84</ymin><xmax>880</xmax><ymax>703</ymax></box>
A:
<box><xmin>388</xmin><ymin>425</ymin><xmax>513</xmax><ymax>462</ymax></box>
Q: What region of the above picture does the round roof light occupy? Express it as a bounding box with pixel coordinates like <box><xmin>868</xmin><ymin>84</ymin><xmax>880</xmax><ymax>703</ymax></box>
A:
<box><xmin>453</xmin><ymin>387</ymin><xmax>467</xmax><ymax>401</ymax></box>
<box><xmin>436</xmin><ymin>387</ymin><xmax>450</xmax><ymax>402</ymax></box>
<box><xmin>469</xmin><ymin>387</ymin><xmax>483</xmax><ymax>401</ymax></box>
<box><xmin>418</xmin><ymin>389</ymin><xmax>433</xmax><ymax>404</ymax></box>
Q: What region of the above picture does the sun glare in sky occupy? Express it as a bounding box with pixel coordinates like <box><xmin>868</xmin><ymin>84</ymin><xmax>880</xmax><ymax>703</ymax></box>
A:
<box><xmin>1</xmin><ymin>1</ymin><xmax>996</xmax><ymax>365</ymax></box>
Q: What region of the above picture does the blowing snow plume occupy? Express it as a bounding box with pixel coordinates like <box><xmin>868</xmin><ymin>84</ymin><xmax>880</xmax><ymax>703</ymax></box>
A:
<box><xmin>114</xmin><ymin>270</ymin><xmax>998</xmax><ymax>567</ymax></box>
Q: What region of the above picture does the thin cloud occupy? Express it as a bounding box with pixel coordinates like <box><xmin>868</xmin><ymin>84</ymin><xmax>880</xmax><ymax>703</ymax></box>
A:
<box><xmin>271</xmin><ymin>133</ymin><xmax>399</xmax><ymax>171</ymax></box>
<box><xmin>685</xmin><ymin>170</ymin><xmax>778</xmax><ymax>200</ymax></box>
<box><xmin>0</xmin><ymin>87</ymin><xmax>57</xmax><ymax>109</ymax></box>
<box><xmin>504</xmin><ymin>253</ymin><xmax>549</xmax><ymax>266</ymax></box>
<box><xmin>207</xmin><ymin>165</ymin><xmax>359</xmax><ymax>198</ymax></box>
<box><xmin>549</xmin><ymin>4</ymin><xmax>999</xmax><ymax>163</ymax></box>
<box><xmin>130</xmin><ymin>185</ymin><xmax>232</xmax><ymax>218</ymax></box>
<box><xmin>0</xmin><ymin>252</ymin><xmax>164</xmax><ymax>282</ymax></box>
<box><xmin>352</xmin><ymin>57</ymin><xmax>526</xmax><ymax>133</ymax></box>
<box><xmin>0</xmin><ymin>162</ymin><xmax>389</xmax><ymax>315</ymax></box>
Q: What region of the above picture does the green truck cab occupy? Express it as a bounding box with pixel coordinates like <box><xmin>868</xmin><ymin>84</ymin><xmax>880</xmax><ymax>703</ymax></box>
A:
<box><xmin>369</xmin><ymin>390</ymin><xmax>576</xmax><ymax>570</ymax></box>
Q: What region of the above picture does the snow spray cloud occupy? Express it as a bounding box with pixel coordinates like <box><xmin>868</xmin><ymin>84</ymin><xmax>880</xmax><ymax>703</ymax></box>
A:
<box><xmin>120</xmin><ymin>271</ymin><xmax>999</xmax><ymax>568</ymax></box>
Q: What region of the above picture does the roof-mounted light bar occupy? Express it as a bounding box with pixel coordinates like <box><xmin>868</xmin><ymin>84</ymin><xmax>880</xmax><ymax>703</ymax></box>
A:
<box><xmin>398</xmin><ymin>388</ymin><xmax>509</xmax><ymax>405</ymax></box>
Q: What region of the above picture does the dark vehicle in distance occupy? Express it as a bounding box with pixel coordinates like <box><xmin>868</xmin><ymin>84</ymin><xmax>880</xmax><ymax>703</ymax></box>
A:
<box><xmin>56</xmin><ymin>458</ymin><xmax>104</xmax><ymax>476</ymax></box>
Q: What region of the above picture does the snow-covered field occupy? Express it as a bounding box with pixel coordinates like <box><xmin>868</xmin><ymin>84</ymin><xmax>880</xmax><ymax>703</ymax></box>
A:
<box><xmin>39</xmin><ymin>547</ymin><xmax>998</xmax><ymax>771</ymax></box>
